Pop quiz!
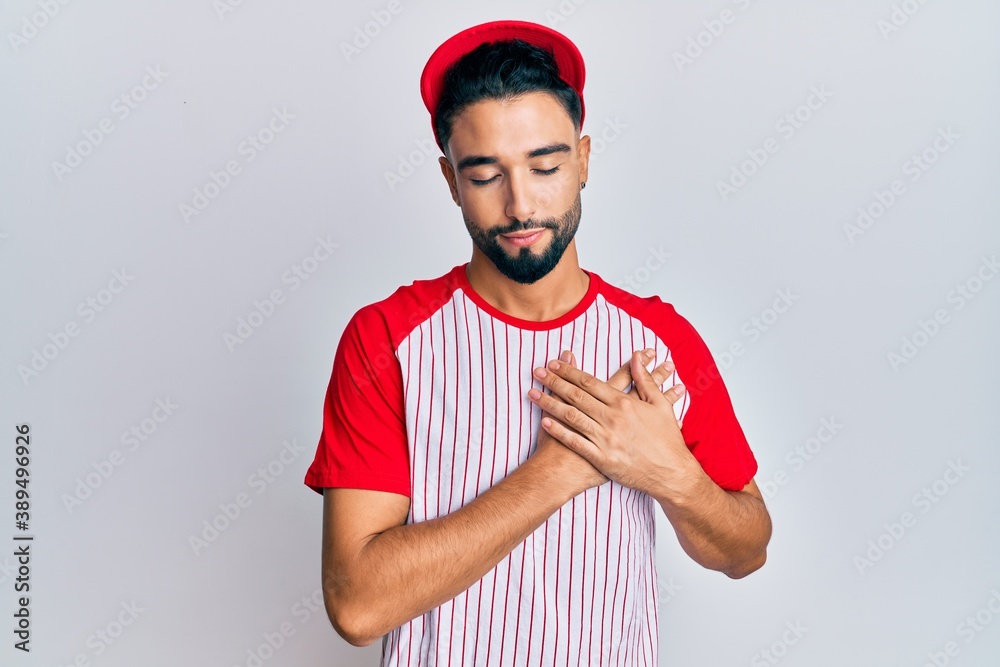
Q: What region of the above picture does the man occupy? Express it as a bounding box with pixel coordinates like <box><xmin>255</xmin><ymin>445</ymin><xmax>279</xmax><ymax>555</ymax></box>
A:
<box><xmin>304</xmin><ymin>19</ymin><xmax>771</xmax><ymax>666</ymax></box>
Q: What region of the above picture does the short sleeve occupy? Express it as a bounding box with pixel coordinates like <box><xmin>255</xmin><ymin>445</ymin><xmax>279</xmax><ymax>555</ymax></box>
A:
<box><xmin>670</xmin><ymin>311</ymin><xmax>758</xmax><ymax>491</ymax></box>
<box><xmin>303</xmin><ymin>306</ymin><xmax>410</xmax><ymax>497</ymax></box>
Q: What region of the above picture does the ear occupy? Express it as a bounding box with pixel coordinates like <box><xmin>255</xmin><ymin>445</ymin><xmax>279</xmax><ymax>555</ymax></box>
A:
<box><xmin>439</xmin><ymin>156</ymin><xmax>460</xmax><ymax>206</ymax></box>
<box><xmin>576</xmin><ymin>134</ymin><xmax>590</xmax><ymax>187</ymax></box>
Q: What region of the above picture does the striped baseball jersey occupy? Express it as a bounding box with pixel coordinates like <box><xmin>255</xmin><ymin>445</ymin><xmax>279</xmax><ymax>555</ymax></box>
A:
<box><xmin>305</xmin><ymin>262</ymin><xmax>758</xmax><ymax>666</ymax></box>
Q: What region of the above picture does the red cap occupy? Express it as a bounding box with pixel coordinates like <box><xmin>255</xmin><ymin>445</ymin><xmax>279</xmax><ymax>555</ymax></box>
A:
<box><xmin>420</xmin><ymin>19</ymin><xmax>586</xmax><ymax>153</ymax></box>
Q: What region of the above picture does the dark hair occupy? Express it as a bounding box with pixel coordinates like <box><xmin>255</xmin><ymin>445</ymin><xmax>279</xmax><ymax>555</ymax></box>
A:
<box><xmin>434</xmin><ymin>38</ymin><xmax>583</xmax><ymax>156</ymax></box>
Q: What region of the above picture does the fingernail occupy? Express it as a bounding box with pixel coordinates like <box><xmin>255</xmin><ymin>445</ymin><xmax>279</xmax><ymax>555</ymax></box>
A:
<box><xmin>534</xmin><ymin>367</ymin><xmax>547</xmax><ymax>378</ymax></box>
<box><xmin>560</xmin><ymin>350</ymin><xmax>571</xmax><ymax>362</ymax></box>
<box><xmin>645</xmin><ymin>348</ymin><xmax>654</xmax><ymax>357</ymax></box>
<box><xmin>674</xmin><ymin>384</ymin><xmax>685</xmax><ymax>396</ymax></box>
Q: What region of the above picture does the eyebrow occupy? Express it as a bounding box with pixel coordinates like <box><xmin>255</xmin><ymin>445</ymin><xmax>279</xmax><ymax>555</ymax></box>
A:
<box><xmin>456</xmin><ymin>143</ymin><xmax>571</xmax><ymax>172</ymax></box>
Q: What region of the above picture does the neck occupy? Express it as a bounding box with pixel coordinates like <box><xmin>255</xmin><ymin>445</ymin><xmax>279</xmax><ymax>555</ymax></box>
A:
<box><xmin>465</xmin><ymin>242</ymin><xmax>590</xmax><ymax>322</ymax></box>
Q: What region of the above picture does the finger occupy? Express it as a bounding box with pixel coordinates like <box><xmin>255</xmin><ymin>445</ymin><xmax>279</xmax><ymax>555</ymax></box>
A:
<box><xmin>541</xmin><ymin>351</ymin><xmax>576</xmax><ymax>410</ymax></box>
<box><xmin>624</xmin><ymin>352</ymin><xmax>678</xmax><ymax>397</ymax></box>
<box><xmin>537</xmin><ymin>358</ymin><xmax>619</xmax><ymax>410</ymax></box>
<box><xmin>541</xmin><ymin>407</ymin><xmax>589</xmax><ymax>442</ymax></box>
<box><xmin>650</xmin><ymin>354</ymin><xmax>685</xmax><ymax>406</ymax></box>
<box><xmin>631</xmin><ymin>351</ymin><xmax>668</xmax><ymax>405</ymax></box>
<box><xmin>559</xmin><ymin>348</ymin><xmax>676</xmax><ymax>397</ymax></box>
<box><xmin>540</xmin><ymin>414</ymin><xmax>602</xmax><ymax>464</ymax></box>
<box><xmin>558</xmin><ymin>349</ymin><xmax>681</xmax><ymax>406</ymax></box>
<box><xmin>626</xmin><ymin>352</ymin><xmax>686</xmax><ymax>404</ymax></box>
<box><xmin>662</xmin><ymin>382</ymin><xmax>686</xmax><ymax>406</ymax></box>
<box><xmin>604</xmin><ymin>349</ymin><xmax>655</xmax><ymax>392</ymax></box>
<box><xmin>649</xmin><ymin>359</ymin><xmax>676</xmax><ymax>391</ymax></box>
<box><xmin>529</xmin><ymin>386</ymin><xmax>601</xmax><ymax>439</ymax></box>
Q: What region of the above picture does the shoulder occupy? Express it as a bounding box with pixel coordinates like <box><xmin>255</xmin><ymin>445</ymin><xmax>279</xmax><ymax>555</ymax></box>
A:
<box><xmin>345</xmin><ymin>264</ymin><xmax>465</xmax><ymax>351</ymax></box>
<box><xmin>593</xmin><ymin>272</ymin><xmax>704</xmax><ymax>348</ymax></box>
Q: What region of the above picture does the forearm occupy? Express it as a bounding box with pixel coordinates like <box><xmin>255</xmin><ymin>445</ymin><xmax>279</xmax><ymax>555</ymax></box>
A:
<box><xmin>655</xmin><ymin>471</ymin><xmax>771</xmax><ymax>578</ymax></box>
<box><xmin>339</xmin><ymin>452</ymin><xmax>576</xmax><ymax>646</ymax></box>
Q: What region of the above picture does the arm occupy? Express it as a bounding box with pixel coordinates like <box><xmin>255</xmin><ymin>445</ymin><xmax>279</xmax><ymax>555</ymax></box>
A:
<box><xmin>653</xmin><ymin>475</ymin><xmax>771</xmax><ymax>579</ymax></box>
<box><xmin>322</xmin><ymin>444</ymin><xmax>580</xmax><ymax>648</ymax></box>
<box><xmin>323</xmin><ymin>352</ymin><xmax>657</xmax><ymax>646</ymax></box>
<box><xmin>525</xmin><ymin>349</ymin><xmax>771</xmax><ymax>579</ymax></box>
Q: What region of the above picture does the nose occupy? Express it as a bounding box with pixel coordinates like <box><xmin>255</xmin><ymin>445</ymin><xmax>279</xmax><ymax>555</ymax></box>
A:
<box><xmin>503</xmin><ymin>170</ymin><xmax>537</xmax><ymax>224</ymax></box>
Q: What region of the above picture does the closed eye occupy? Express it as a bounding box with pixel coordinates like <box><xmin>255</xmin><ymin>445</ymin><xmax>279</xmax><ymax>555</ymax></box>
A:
<box><xmin>470</xmin><ymin>165</ymin><xmax>561</xmax><ymax>186</ymax></box>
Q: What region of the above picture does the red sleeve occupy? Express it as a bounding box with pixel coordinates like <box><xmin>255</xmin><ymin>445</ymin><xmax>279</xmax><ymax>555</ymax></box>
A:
<box><xmin>669</xmin><ymin>309</ymin><xmax>758</xmax><ymax>491</ymax></box>
<box><xmin>303</xmin><ymin>305</ymin><xmax>410</xmax><ymax>497</ymax></box>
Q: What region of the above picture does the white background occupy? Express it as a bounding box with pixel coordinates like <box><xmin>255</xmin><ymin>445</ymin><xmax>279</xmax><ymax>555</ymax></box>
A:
<box><xmin>2</xmin><ymin>1</ymin><xmax>999</xmax><ymax>665</ymax></box>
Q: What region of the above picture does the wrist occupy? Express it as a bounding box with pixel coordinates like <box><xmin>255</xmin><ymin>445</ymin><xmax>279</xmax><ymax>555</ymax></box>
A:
<box><xmin>652</xmin><ymin>464</ymin><xmax>714</xmax><ymax>516</ymax></box>
<box><xmin>522</xmin><ymin>446</ymin><xmax>581</xmax><ymax>507</ymax></box>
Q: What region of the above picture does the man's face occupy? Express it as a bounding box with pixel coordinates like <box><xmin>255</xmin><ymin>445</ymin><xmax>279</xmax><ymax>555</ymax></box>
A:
<box><xmin>441</xmin><ymin>91</ymin><xmax>590</xmax><ymax>284</ymax></box>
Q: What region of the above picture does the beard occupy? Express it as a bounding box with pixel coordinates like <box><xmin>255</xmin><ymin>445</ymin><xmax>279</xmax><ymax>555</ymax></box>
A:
<box><xmin>463</xmin><ymin>191</ymin><xmax>582</xmax><ymax>285</ymax></box>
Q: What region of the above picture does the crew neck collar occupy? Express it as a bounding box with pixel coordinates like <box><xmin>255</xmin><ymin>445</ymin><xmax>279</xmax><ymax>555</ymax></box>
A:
<box><xmin>453</xmin><ymin>262</ymin><xmax>600</xmax><ymax>331</ymax></box>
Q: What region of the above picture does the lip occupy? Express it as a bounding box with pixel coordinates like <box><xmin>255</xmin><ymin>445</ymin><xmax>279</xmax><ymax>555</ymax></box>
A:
<box><xmin>501</xmin><ymin>229</ymin><xmax>546</xmax><ymax>247</ymax></box>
